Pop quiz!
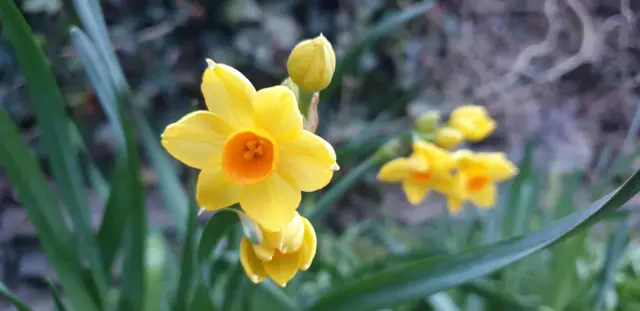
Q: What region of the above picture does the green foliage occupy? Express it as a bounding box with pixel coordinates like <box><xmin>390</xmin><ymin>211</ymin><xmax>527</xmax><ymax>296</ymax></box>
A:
<box><xmin>1</xmin><ymin>1</ymin><xmax>640</xmax><ymax>311</ymax></box>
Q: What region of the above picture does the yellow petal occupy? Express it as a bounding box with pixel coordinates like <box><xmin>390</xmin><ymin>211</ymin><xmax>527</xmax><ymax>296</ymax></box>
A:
<box><xmin>470</xmin><ymin>183</ymin><xmax>497</xmax><ymax>208</ymax></box>
<box><xmin>201</xmin><ymin>60</ymin><xmax>255</xmax><ymax>129</ymax></box>
<box><xmin>196</xmin><ymin>165</ymin><xmax>242</xmax><ymax>210</ymax></box>
<box><xmin>377</xmin><ymin>158</ymin><xmax>410</xmax><ymax>183</ymax></box>
<box><xmin>447</xmin><ymin>195</ymin><xmax>465</xmax><ymax>214</ymax></box>
<box><xmin>253</xmin><ymin>86</ymin><xmax>303</xmax><ymax>141</ymax></box>
<box><xmin>479</xmin><ymin>153</ymin><xmax>518</xmax><ymax>181</ymax></box>
<box><xmin>279</xmin><ymin>131</ymin><xmax>337</xmax><ymax>191</ymax></box>
<box><xmin>263</xmin><ymin>251</ymin><xmax>301</xmax><ymax>287</ymax></box>
<box><xmin>428</xmin><ymin>170</ymin><xmax>456</xmax><ymax>195</ymax></box>
<box><xmin>413</xmin><ymin>140</ymin><xmax>455</xmax><ymax>170</ymax></box>
<box><xmin>239</xmin><ymin>238</ymin><xmax>267</xmax><ymax>284</ymax></box>
<box><xmin>161</xmin><ymin>111</ymin><xmax>233</xmax><ymax>169</ymax></box>
<box><xmin>252</xmin><ymin>242</ymin><xmax>275</xmax><ymax>261</ymax></box>
<box><xmin>299</xmin><ymin>217</ymin><xmax>317</xmax><ymax>271</ymax></box>
<box><xmin>240</xmin><ymin>173</ymin><xmax>300</xmax><ymax>231</ymax></box>
<box><xmin>465</xmin><ymin>117</ymin><xmax>496</xmax><ymax>142</ymax></box>
<box><xmin>402</xmin><ymin>179</ymin><xmax>429</xmax><ymax>205</ymax></box>
<box><xmin>407</xmin><ymin>153</ymin><xmax>429</xmax><ymax>172</ymax></box>
<box><xmin>282</xmin><ymin>216</ymin><xmax>305</xmax><ymax>254</ymax></box>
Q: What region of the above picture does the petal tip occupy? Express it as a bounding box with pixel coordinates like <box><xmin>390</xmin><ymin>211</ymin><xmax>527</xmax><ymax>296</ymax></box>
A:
<box><xmin>205</xmin><ymin>58</ymin><xmax>216</xmax><ymax>70</ymax></box>
<box><xmin>330</xmin><ymin>163</ymin><xmax>340</xmax><ymax>171</ymax></box>
<box><xmin>251</xmin><ymin>275</ymin><xmax>260</xmax><ymax>283</ymax></box>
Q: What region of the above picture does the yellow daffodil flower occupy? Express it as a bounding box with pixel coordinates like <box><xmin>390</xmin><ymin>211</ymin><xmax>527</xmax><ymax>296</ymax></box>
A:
<box><xmin>161</xmin><ymin>59</ymin><xmax>338</xmax><ymax>230</ymax></box>
<box><xmin>448</xmin><ymin>105</ymin><xmax>496</xmax><ymax>142</ymax></box>
<box><xmin>377</xmin><ymin>140</ymin><xmax>456</xmax><ymax>205</ymax></box>
<box><xmin>446</xmin><ymin>150</ymin><xmax>518</xmax><ymax>212</ymax></box>
<box><xmin>434</xmin><ymin>126</ymin><xmax>464</xmax><ymax>149</ymax></box>
<box><xmin>287</xmin><ymin>34</ymin><xmax>336</xmax><ymax>92</ymax></box>
<box><xmin>239</xmin><ymin>212</ymin><xmax>317</xmax><ymax>287</ymax></box>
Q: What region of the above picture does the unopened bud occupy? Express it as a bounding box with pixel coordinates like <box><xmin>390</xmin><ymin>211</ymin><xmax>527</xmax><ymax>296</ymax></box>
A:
<box><xmin>415</xmin><ymin>111</ymin><xmax>440</xmax><ymax>133</ymax></box>
<box><xmin>434</xmin><ymin>127</ymin><xmax>464</xmax><ymax>149</ymax></box>
<box><xmin>287</xmin><ymin>34</ymin><xmax>336</xmax><ymax>92</ymax></box>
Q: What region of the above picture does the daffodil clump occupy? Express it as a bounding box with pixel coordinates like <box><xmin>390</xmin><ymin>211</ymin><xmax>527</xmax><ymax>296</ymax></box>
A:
<box><xmin>378</xmin><ymin>105</ymin><xmax>517</xmax><ymax>213</ymax></box>
<box><xmin>161</xmin><ymin>34</ymin><xmax>336</xmax><ymax>286</ymax></box>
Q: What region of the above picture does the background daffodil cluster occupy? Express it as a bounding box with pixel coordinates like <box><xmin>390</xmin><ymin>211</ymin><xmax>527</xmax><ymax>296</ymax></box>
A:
<box><xmin>161</xmin><ymin>35</ymin><xmax>337</xmax><ymax>286</ymax></box>
<box><xmin>378</xmin><ymin>105</ymin><xmax>518</xmax><ymax>214</ymax></box>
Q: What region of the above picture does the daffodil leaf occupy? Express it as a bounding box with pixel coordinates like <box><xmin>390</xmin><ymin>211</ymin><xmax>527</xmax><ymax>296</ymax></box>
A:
<box><xmin>0</xmin><ymin>281</ymin><xmax>31</xmax><ymax>311</ymax></box>
<box><xmin>144</xmin><ymin>233</ymin><xmax>169</xmax><ymax>311</ymax></box>
<box><xmin>308</xmin><ymin>168</ymin><xmax>640</xmax><ymax>311</ymax></box>
<box><xmin>197</xmin><ymin>210</ymin><xmax>239</xmax><ymax>263</ymax></box>
<box><xmin>0</xmin><ymin>108</ymin><xmax>99</xmax><ymax>311</ymax></box>
<box><xmin>48</xmin><ymin>281</ymin><xmax>69</xmax><ymax>311</ymax></box>
<box><xmin>0</xmin><ymin>0</ymin><xmax>106</xmax><ymax>308</ymax></box>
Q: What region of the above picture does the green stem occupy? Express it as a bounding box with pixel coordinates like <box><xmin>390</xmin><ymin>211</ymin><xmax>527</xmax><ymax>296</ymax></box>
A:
<box><xmin>307</xmin><ymin>132</ymin><xmax>412</xmax><ymax>223</ymax></box>
<box><xmin>298</xmin><ymin>87</ymin><xmax>314</xmax><ymax>117</ymax></box>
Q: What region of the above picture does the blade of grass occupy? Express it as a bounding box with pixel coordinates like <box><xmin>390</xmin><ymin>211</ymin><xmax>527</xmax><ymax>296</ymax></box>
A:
<box><xmin>48</xmin><ymin>281</ymin><xmax>69</xmax><ymax>311</ymax></box>
<box><xmin>0</xmin><ymin>281</ymin><xmax>31</xmax><ymax>311</ymax></box>
<box><xmin>69</xmin><ymin>27</ymin><xmax>124</xmax><ymax>149</ymax></box>
<box><xmin>594</xmin><ymin>220</ymin><xmax>629</xmax><ymax>311</ymax></box>
<box><xmin>174</xmin><ymin>186</ymin><xmax>199</xmax><ymax>311</ymax></box>
<box><xmin>258</xmin><ymin>281</ymin><xmax>299</xmax><ymax>311</ymax></box>
<box><xmin>197</xmin><ymin>210</ymin><xmax>239</xmax><ymax>263</ymax></box>
<box><xmin>144</xmin><ymin>232</ymin><xmax>168</xmax><ymax>311</ymax></box>
<box><xmin>307</xmin><ymin>167</ymin><xmax>640</xmax><ymax>311</ymax></box>
<box><xmin>0</xmin><ymin>0</ymin><xmax>107</xmax><ymax>303</ymax></box>
<box><xmin>96</xmin><ymin>157</ymin><xmax>133</xmax><ymax>276</ymax></box>
<box><xmin>0</xmin><ymin>108</ymin><xmax>100</xmax><ymax>311</ymax></box>
<box><xmin>71</xmin><ymin>0</ymin><xmax>189</xmax><ymax>235</ymax></box>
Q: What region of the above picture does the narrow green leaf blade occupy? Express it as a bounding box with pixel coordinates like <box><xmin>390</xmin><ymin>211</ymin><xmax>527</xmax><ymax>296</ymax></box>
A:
<box><xmin>0</xmin><ymin>108</ymin><xmax>99</xmax><ymax>311</ymax></box>
<box><xmin>48</xmin><ymin>281</ymin><xmax>69</xmax><ymax>311</ymax></box>
<box><xmin>144</xmin><ymin>233</ymin><xmax>168</xmax><ymax>311</ymax></box>
<box><xmin>0</xmin><ymin>282</ymin><xmax>31</xmax><ymax>311</ymax></box>
<box><xmin>197</xmin><ymin>210</ymin><xmax>239</xmax><ymax>263</ymax></box>
<box><xmin>308</xmin><ymin>168</ymin><xmax>640</xmax><ymax>311</ymax></box>
<box><xmin>96</xmin><ymin>157</ymin><xmax>133</xmax><ymax>274</ymax></box>
<box><xmin>0</xmin><ymin>0</ymin><xmax>107</xmax><ymax>303</ymax></box>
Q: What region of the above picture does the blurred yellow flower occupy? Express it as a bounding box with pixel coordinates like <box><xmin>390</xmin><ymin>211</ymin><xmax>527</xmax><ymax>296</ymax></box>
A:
<box><xmin>448</xmin><ymin>105</ymin><xmax>496</xmax><ymax>142</ymax></box>
<box><xmin>415</xmin><ymin>110</ymin><xmax>440</xmax><ymax>133</ymax></box>
<box><xmin>377</xmin><ymin>140</ymin><xmax>456</xmax><ymax>205</ymax></box>
<box><xmin>446</xmin><ymin>150</ymin><xmax>518</xmax><ymax>212</ymax></box>
<box><xmin>239</xmin><ymin>212</ymin><xmax>317</xmax><ymax>287</ymax></box>
<box><xmin>434</xmin><ymin>126</ymin><xmax>464</xmax><ymax>149</ymax></box>
<box><xmin>287</xmin><ymin>34</ymin><xmax>336</xmax><ymax>92</ymax></box>
<box><xmin>161</xmin><ymin>59</ymin><xmax>338</xmax><ymax>230</ymax></box>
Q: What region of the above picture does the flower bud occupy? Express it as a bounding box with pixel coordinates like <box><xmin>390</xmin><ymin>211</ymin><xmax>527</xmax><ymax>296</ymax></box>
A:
<box><xmin>434</xmin><ymin>126</ymin><xmax>464</xmax><ymax>149</ymax></box>
<box><xmin>287</xmin><ymin>34</ymin><xmax>336</xmax><ymax>92</ymax></box>
<box><xmin>415</xmin><ymin>111</ymin><xmax>440</xmax><ymax>133</ymax></box>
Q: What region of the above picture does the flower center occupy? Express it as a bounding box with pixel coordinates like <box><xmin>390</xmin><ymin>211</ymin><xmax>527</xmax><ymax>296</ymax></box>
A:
<box><xmin>467</xmin><ymin>176</ymin><xmax>489</xmax><ymax>192</ymax></box>
<box><xmin>222</xmin><ymin>130</ymin><xmax>277</xmax><ymax>184</ymax></box>
<box><xmin>410</xmin><ymin>170</ymin><xmax>431</xmax><ymax>183</ymax></box>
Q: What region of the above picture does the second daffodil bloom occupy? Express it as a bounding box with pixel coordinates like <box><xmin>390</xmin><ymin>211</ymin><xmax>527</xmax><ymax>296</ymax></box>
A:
<box><xmin>377</xmin><ymin>140</ymin><xmax>456</xmax><ymax>205</ymax></box>
<box><xmin>446</xmin><ymin>150</ymin><xmax>518</xmax><ymax>212</ymax></box>
<box><xmin>240</xmin><ymin>212</ymin><xmax>316</xmax><ymax>287</ymax></box>
<box><xmin>287</xmin><ymin>34</ymin><xmax>336</xmax><ymax>92</ymax></box>
<box><xmin>161</xmin><ymin>59</ymin><xmax>338</xmax><ymax>230</ymax></box>
<box><xmin>448</xmin><ymin>105</ymin><xmax>496</xmax><ymax>142</ymax></box>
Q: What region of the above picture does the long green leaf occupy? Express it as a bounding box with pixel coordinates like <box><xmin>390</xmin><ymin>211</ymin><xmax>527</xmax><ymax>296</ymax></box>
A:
<box><xmin>594</xmin><ymin>220</ymin><xmax>629</xmax><ymax>310</ymax></box>
<box><xmin>174</xmin><ymin>191</ymin><xmax>199</xmax><ymax>311</ymax></box>
<box><xmin>0</xmin><ymin>0</ymin><xmax>107</xmax><ymax>304</ymax></box>
<box><xmin>69</xmin><ymin>26</ymin><xmax>125</xmax><ymax>149</ymax></box>
<box><xmin>144</xmin><ymin>232</ymin><xmax>168</xmax><ymax>311</ymax></box>
<box><xmin>96</xmin><ymin>157</ymin><xmax>133</xmax><ymax>275</ymax></box>
<box><xmin>71</xmin><ymin>0</ymin><xmax>189</xmax><ymax>235</ymax></box>
<box><xmin>0</xmin><ymin>282</ymin><xmax>31</xmax><ymax>311</ymax></box>
<box><xmin>48</xmin><ymin>281</ymin><xmax>69</xmax><ymax>311</ymax></box>
<box><xmin>308</xmin><ymin>168</ymin><xmax>640</xmax><ymax>311</ymax></box>
<box><xmin>0</xmin><ymin>109</ymin><xmax>99</xmax><ymax>311</ymax></box>
<box><xmin>197</xmin><ymin>210</ymin><xmax>239</xmax><ymax>263</ymax></box>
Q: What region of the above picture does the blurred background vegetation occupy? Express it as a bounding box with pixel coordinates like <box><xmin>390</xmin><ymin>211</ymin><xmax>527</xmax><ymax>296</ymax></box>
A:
<box><xmin>2</xmin><ymin>0</ymin><xmax>640</xmax><ymax>310</ymax></box>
